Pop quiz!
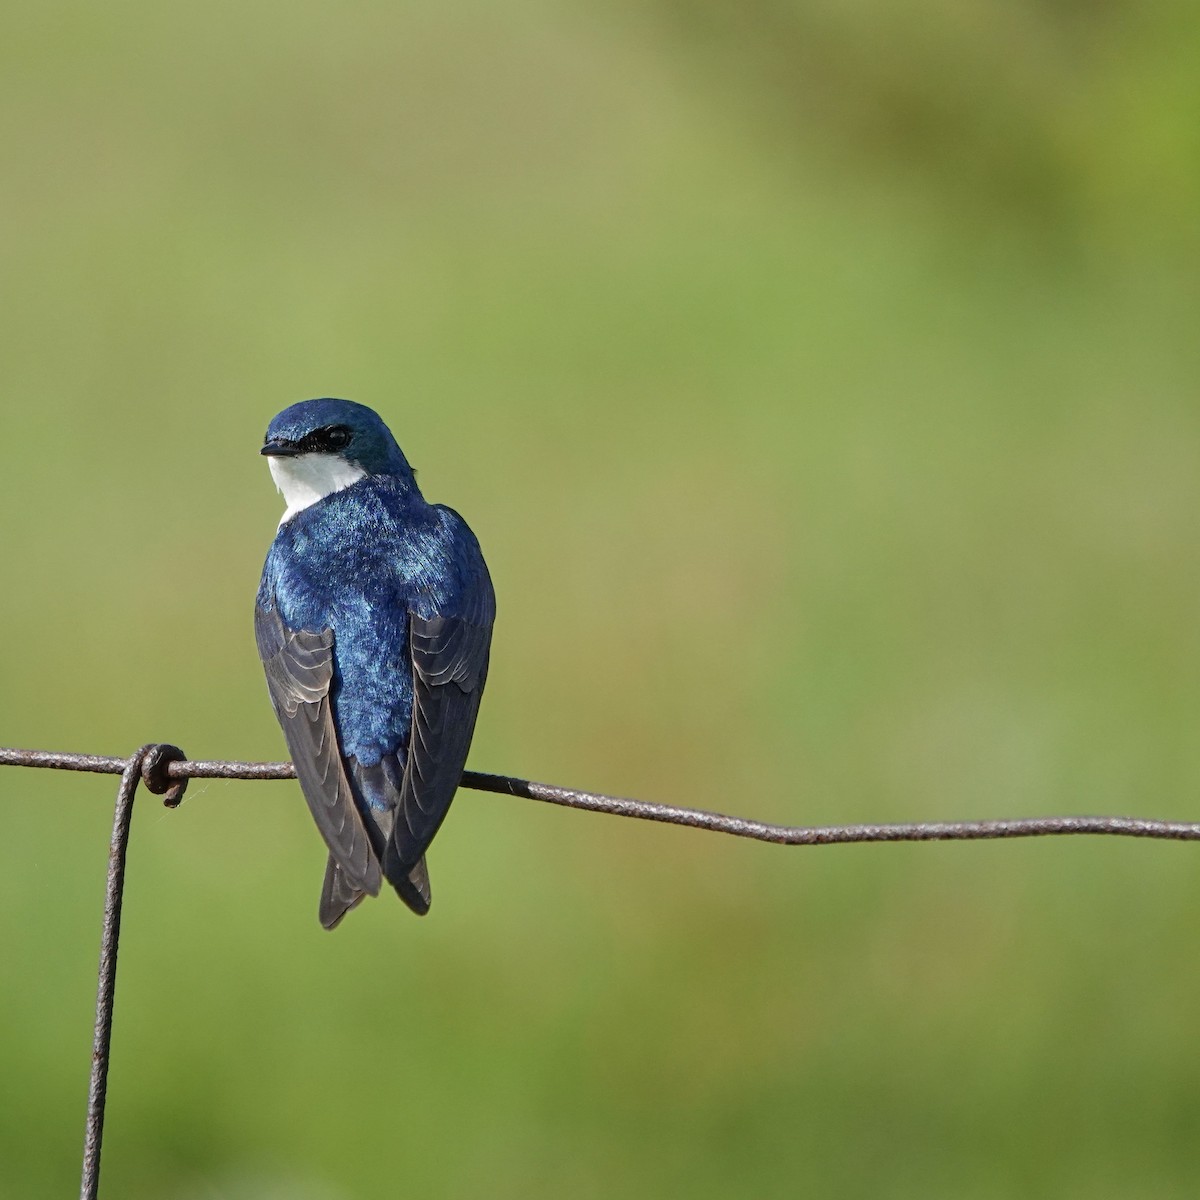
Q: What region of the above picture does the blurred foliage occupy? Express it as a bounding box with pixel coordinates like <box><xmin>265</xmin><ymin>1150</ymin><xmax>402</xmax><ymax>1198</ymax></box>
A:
<box><xmin>1</xmin><ymin>1</ymin><xmax>1199</xmax><ymax>1196</ymax></box>
<box><xmin>656</xmin><ymin>0</ymin><xmax>1200</xmax><ymax>252</ymax></box>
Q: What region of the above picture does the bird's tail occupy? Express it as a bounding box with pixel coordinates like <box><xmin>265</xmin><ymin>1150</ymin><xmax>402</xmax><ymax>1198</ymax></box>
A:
<box><xmin>320</xmin><ymin>852</ymin><xmax>432</xmax><ymax>926</ymax></box>
<box><xmin>349</xmin><ymin>756</ymin><xmax>432</xmax><ymax>917</ymax></box>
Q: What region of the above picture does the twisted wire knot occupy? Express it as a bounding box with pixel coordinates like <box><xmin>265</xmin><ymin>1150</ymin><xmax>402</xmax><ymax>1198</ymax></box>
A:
<box><xmin>138</xmin><ymin>743</ymin><xmax>189</xmax><ymax>807</ymax></box>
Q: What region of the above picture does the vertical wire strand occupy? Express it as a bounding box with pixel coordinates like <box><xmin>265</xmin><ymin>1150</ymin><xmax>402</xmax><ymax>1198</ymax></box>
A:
<box><xmin>80</xmin><ymin>749</ymin><xmax>146</xmax><ymax>1200</ymax></box>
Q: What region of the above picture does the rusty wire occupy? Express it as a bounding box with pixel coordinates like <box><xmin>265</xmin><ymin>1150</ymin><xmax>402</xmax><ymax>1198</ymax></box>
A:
<box><xmin>69</xmin><ymin>745</ymin><xmax>187</xmax><ymax>1200</ymax></box>
<box><xmin>5</xmin><ymin>742</ymin><xmax>1200</xmax><ymax>1200</ymax></box>
<box><xmin>5</xmin><ymin>743</ymin><xmax>1200</xmax><ymax>843</ymax></box>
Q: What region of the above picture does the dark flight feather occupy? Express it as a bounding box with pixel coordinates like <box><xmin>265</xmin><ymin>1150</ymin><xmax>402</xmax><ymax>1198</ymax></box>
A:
<box><xmin>346</xmin><ymin>757</ymin><xmax>432</xmax><ymax>918</ymax></box>
<box><xmin>254</xmin><ymin>604</ymin><xmax>382</xmax><ymax>899</ymax></box>
<box><xmin>385</xmin><ymin>574</ymin><xmax>494</xmax><ymax>881</ymax></box>
<box><xmin>319</xmin><ymin>855</ymin><xmax>367</xmax><ymax>930</ymax></box>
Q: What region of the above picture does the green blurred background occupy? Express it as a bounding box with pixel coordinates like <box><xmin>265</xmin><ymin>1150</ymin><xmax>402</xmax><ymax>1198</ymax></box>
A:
<box><xmin>2</xmin><ymin>2</ymin><xmax>1200</xmax><ymax>1196</ymax></box>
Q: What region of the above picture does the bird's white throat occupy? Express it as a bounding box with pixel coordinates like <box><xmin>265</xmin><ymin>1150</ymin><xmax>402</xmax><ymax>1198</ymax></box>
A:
<box><xmin>269</xmin><ymin>453</ymin><xmax>367</xmax><ymax>525</ymax></box>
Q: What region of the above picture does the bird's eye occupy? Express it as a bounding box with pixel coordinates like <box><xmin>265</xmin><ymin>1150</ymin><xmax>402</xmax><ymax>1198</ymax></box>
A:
<box><xmin>323</xmin><ymin>426</ymin><xmax>352</xmax><ymax>450</ymax></box>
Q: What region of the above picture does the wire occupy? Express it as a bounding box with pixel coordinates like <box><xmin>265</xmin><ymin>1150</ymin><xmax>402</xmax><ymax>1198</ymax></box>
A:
<box><xmin>5</xmin><ymin>738</ymin><xmax>1199</xmax><ymax>1199</ymax></box>
<box><xmin>5</xmin><ymin>743</ymin><xmax>1200</xmax><ymax>845</ymax></box>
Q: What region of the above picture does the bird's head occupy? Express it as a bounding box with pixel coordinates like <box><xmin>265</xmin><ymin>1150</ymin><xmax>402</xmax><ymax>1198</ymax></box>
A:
<box><xmin>261</xmin><ymin>398</ymin><xmax>415</xmax><ymax>523</ymax></box>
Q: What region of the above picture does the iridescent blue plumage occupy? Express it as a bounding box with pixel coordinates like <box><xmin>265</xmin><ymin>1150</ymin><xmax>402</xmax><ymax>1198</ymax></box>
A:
<box><xmin>255</xmin><ymin>399</ymin><xmax>494</xmax><ymax>928</ymax></box>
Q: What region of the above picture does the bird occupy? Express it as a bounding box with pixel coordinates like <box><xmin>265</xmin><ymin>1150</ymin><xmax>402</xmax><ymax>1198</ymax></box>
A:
<box><xmin>255</xmin><ymin>398</ymin><xmax>495</xmax><ymax>928</ymax></box>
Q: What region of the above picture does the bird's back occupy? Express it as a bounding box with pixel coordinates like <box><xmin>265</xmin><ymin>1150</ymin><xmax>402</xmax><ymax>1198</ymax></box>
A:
<box><xmin>259</xmin><ymin>475</ymin><xmax>484</xmax><ymax>769</ymax></box>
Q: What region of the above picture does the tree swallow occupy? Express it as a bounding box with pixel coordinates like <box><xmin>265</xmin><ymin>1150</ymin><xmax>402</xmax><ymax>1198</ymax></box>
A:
<box><xmin>255</xmin><ymin>399</ymin><xmax>495</xmax><ymax>928</ymax></box>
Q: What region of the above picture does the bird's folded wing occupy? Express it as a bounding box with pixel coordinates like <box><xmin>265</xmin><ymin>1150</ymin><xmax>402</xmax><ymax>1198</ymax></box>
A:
<box><xmin>255</xmin><ymin>603</ymin><xmax>381</xmax><ymax>896</ymax></box>
<box><xmin>388</xmin><ymin>572</ymin><xmax>495</xmax><ymax>873</ymax></box>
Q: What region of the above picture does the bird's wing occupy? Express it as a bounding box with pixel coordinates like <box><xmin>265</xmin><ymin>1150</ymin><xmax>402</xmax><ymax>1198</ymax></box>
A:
<box><xmin>385</xmin><ymin>557</ymin><xmax>495</xmax><ymax>877</ymax></box>
<box><xmin>255</xmin><ymin>602</ymin><xmax>382</xmax><ymax>897</ymax></box>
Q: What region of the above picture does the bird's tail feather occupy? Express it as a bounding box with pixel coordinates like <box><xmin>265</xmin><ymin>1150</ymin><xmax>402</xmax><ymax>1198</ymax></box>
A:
<box><xmin>319</xmin><ymin>855</ymin><xmax>367</xmax><ymax>930</ymax></box>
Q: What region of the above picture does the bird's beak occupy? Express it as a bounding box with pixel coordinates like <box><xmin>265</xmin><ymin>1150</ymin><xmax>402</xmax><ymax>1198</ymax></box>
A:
<box><xmin>261</xmin><ymin>438</ymin><xmax>300</xmax><ymax>457</ymax></box>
